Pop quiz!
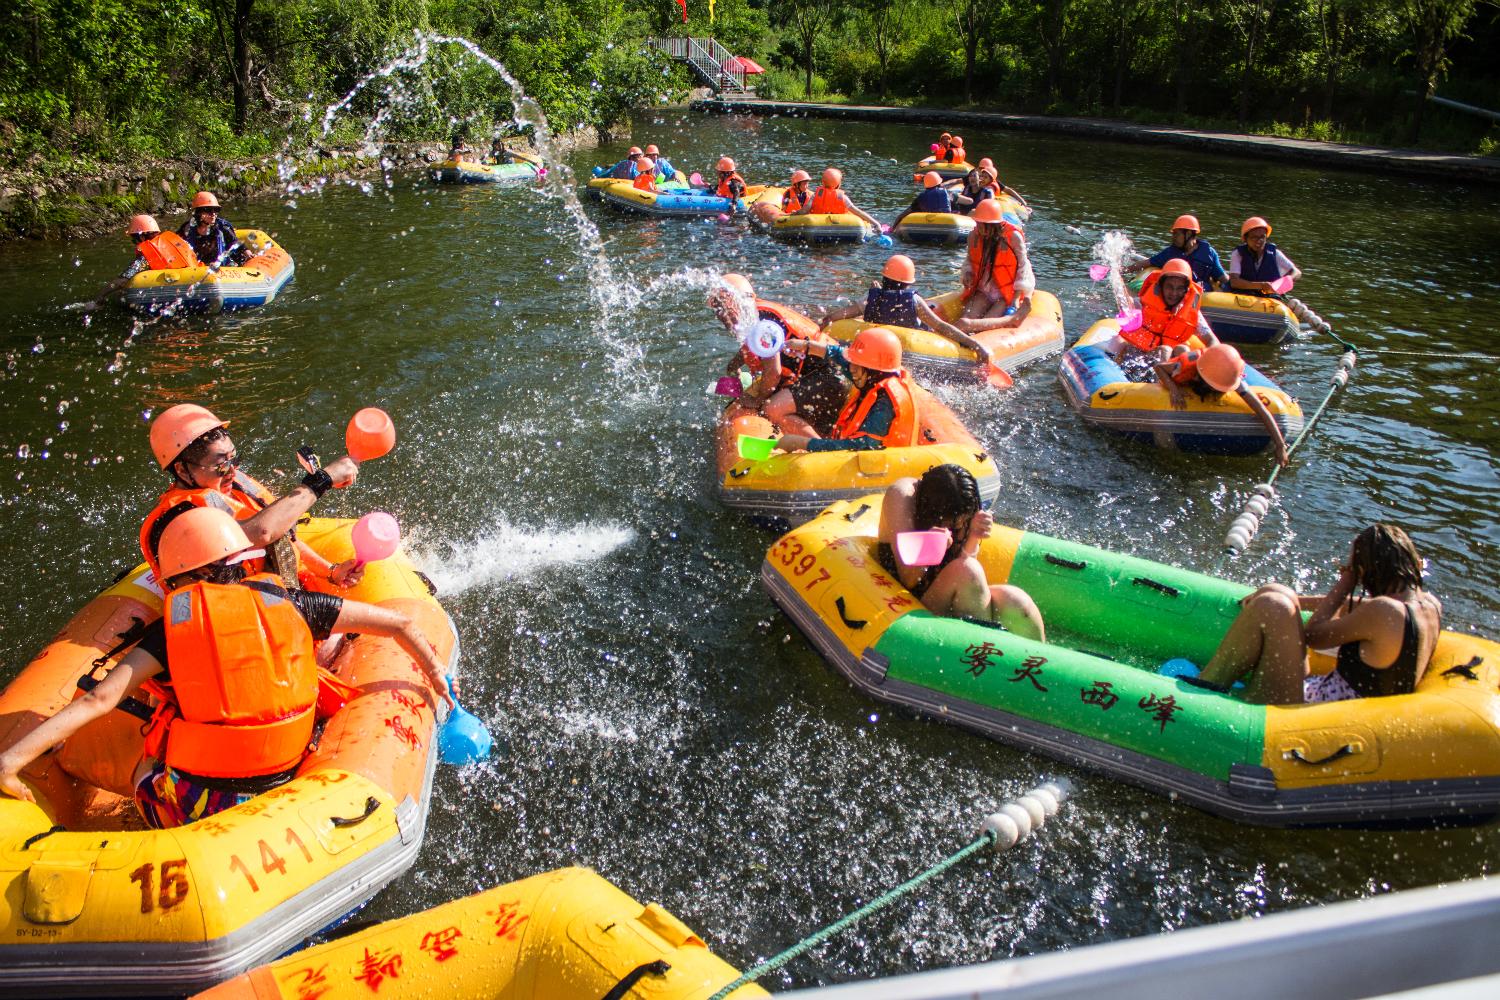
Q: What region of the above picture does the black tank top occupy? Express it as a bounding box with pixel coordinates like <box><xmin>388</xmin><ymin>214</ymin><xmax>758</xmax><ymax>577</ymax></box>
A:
<box><xmin>1333</xmin><ymin>600</ymin><xmax>1426</xmax><ymax>698</ymax></box>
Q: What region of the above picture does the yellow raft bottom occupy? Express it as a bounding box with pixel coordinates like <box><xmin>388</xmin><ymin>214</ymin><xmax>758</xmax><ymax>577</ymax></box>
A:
<box><xmin>197</xmin><ymin>867</ymin><xmax>765</xmax><ymax>999</ymax></box>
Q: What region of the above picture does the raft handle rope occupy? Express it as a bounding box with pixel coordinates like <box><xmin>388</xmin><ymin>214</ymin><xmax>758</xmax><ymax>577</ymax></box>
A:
<box><xmin>1222</xmin><ymin>295</ymin><xmax>1358</xmax><ymax>558</ymax></box>
<box><xmin>22</xmin><ymin>825</ymin><xmax>67</xmax><ymax>851</ymax></box>
<box><xmin>1044</xmin><ymin>553</ymin><xmax>1087</xmax><ymax>571</ymax></box>
<box><xmin>1132</xmin><ymin>576</ymin><xmax>1180</xmax><ymax>597</ymax></box>
<box><xmin>705</xmin><ymin>780</ymin><xmax>1072</xmax><ymax>1000</ymax></box>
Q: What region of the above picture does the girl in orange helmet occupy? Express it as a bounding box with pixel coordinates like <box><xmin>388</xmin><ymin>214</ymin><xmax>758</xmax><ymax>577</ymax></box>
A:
<box><xmin>876</xmin><ymin>464</ymin><xmax>1046</xmax><ymax>637</ymax></box>
<box><xmin>713</xmin><ymin>156</ymin><xmax>748</xmax><ymax>201</ymax></box>
<box><xmin>96</xmin><ymin>215</ymin><xmax>201</xmax><ymax>305</ymax></box>
<box><xmin>958</xmin><ymin>200</ymin><xmax>1035</xmax><ymax>332</ymax></box>
<box><xmin>773</xmin><ymin>327</ymin><xmax>918</xmax><ymax>453</ymax></box>
<box><xmin>1153</xmin><ymin>343</ymin><xmax>1289</xmax><ymax>466</ymax></box>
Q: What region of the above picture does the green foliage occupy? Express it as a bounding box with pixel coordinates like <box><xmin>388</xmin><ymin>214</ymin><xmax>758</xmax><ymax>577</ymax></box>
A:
<box><xmin>0</xmin><ymin>0</ymin><xmax>683</xmax><ymax>169</ymax></box>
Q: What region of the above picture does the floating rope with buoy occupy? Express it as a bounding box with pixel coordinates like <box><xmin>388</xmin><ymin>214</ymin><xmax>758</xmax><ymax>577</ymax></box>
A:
<box><xmin>705</xmin><ymin>780</ymin><xmax>1073</xmax><ymax>1000</ymax></box>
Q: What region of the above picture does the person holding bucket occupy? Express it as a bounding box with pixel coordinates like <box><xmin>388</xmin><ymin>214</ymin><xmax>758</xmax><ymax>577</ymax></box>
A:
<box><xmin>875</xmin><ymin>464</ymin><xmax>1045</xmax><ymax>638</ymax></box>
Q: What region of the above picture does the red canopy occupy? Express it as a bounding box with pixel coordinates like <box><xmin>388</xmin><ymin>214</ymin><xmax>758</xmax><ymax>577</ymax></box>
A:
<box><xmin>724</xmin><ymin>56</ymin><xmax>765</xmax><ymax>75</ymax></box>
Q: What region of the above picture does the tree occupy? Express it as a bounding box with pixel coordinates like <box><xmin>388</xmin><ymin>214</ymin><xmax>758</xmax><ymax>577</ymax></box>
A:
<box><xmin>1397</xmin><ymin>0</ymin><xmax>1482</xmax><ymax>138</ymax></box>
<box><xmin>209</xmin><ymin>0</ymin><xmax>256</xmax><ymax>135</ymax></box>
<box><xmin>858</xmin><ymin>0</ymin><xmax>913</xmax><ymax>100</ymax></box>
<box><xmin>1227</xmin><ymin>0</ymin><xmax>1278</xmax><ymax>126</ymax></box>
<box><xmin>1035</xmin><ymin>0</ymin><xmax>1076</xmax><ymax>103</ymax></box>
<box><xmin>950</xmin><ymin>0</ymin><xmax>995</xmax><ymax>103</ymax></box>
<box><xmin>1107</xmin><ymin>0</ymin><xmax>1145</xmax><ymax>111</ymax></box>
<box><xmin>780</xmin><ymin>0</ymin><xmax>842</xmax><ymax>99</ymax></box>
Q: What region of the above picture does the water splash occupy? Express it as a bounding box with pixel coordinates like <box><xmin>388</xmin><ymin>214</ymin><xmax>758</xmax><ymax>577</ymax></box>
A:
<box><xmin>411</xmin><ymin>518</ymin><xmax>634</xmax><ymax>595</ymax></box>
<box><xmin>1092</xmin><ymin>230</ymin><xmax>1137</xmax><ymax>313</ymax></box>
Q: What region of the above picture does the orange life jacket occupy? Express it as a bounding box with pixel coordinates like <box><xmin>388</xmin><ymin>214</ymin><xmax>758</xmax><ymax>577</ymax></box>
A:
<box><xmin>782</xmin><ymin>186</ymin><xmax>811</xmax><ymax>213</ymax></box>
<box><xmin>832</xmin><ymin>371</ymin><xmax>918</xmax><ymax>447</ymax></box>
<box><xmin>961</xmin><ymin>222</ymin><xmax>1020</xmax><ymax>304</ymax></box>
<box><xmin>716</xmin><ymin>172</ymin><xmax>746</xmax><ymax>198</ymax></box>
<box><xmin>1129</xmin><ymin>271</ymin><xmax>1205</xmax><ymax>351</ymax></box>
<box><xmin>152</xmin><ymin>574</ymin><xmax>319</xmax><ymax>779</ymax></box>
<box><xmin>740</xmin><ymin>300</ymin><xmax>823</xmax><ymax>388</ymax></box>
<box><xmin>139</xmin><ymin>472</ymin><xmax>288</xmax><ymax>582</ymax></box>
<box><xmin>633</xmin><ymin>172</ymin><xmax>656</xmax><ymax>192</ymax></box>
<box><xmin>138</xmin><ymin>232</ymin><xmax>200</xmax><ymax>271</ymax></box>
<box><xmin>1162</xmin><ymin>350</ymin><xmax>1202</xmax><ymax>385</ymax></box>
<box><xmin>808</xmin><ymin>187</ymin><xmax>847</xmax><ymax>215</ymax></box>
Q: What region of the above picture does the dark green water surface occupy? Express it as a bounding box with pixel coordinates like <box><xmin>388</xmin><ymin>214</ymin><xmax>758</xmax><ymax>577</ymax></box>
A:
<box><xmin>1</xmin><ymin>112</ymin><xmax>1497</xmax><ymax>989</ymax></box>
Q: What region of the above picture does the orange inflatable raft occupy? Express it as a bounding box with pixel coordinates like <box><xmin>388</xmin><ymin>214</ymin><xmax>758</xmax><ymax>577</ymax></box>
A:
<box><xmin>0</xmin><ymin>517</ymin><xmax>459</xmax><ymax>996</ymax></box>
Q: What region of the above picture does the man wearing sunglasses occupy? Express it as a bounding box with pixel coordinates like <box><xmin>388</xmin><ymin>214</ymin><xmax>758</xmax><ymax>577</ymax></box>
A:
<box><xmin>177</xmin><ymin>191</ymin><xmax>249</xmax><ymax>269</ymax></box>
<box><xmin>139</xmin><ymin>404</ymin><xmax>363</xmax><ymax>592</ymax></box>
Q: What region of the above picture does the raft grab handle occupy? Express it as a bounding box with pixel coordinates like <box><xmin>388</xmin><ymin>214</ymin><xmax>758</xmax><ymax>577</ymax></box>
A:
<box><xmin>1284</xmin><ymin>744</ymin><xmax>1358</xmax><ymax>766</ymax></box>
<box><xmin>1131</xmin><ymin>576</ymin><xmax>1181</xmax><ymax>597</ymax></box>
<box><xmin>1043</xmin><ymin>553</ymin><xmax>1087</xmax><ymax>571</ymax></box>
<box><xmin>22</xmin><ymin>825</ymin><xmax>67</xmax><ymax>851</ymax></box>
<box><xmin>601</xmin><ymin>960</ymin><xmax>671</xmax><ymax>1000</ymax></box>
<box><xmin>330</xmin><ymin>796</ymin><xmax>381</xmax><ymax>828</ymax></box>
<box><xmin>843</xmin><ymin>503</ymin><xmax>871</xmax><ymax>522</ymax></box>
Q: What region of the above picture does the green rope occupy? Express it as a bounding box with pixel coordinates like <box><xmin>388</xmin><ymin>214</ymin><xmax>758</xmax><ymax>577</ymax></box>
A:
<box><xmin>707</xmin><ymin>832</ymin><xmax>996</xmax><ymax>999</ymax></box>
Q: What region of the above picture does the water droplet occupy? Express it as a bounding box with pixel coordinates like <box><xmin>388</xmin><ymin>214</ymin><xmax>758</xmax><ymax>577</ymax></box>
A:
<box><xmin>17</xmin><ymin>444</ymin><xmax>30</xmax><ymax>459</ymax></box>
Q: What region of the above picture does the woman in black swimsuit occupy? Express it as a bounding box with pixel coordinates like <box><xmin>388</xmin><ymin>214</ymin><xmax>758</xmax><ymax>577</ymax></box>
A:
<box><xmin>1199</xmin><ymin>524</ymin><xmax>1442</xmax><ymax>704</ymax></box>
<box><xmin>876</xmin><ymin>465</ymin><xmax>1045</xmax><ymax>639</ymax></box>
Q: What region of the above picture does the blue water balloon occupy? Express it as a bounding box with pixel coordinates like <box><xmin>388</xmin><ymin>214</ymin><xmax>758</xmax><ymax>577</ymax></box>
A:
<box><xmin>1158</xmin><ymin>658</ymin><xmax>1201</xmax><ymax>679</ymax></box>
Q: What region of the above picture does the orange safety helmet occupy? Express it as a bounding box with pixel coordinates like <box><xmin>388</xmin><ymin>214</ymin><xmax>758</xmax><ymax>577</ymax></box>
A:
<box><xmin>789</xmin><ymin>169</ymin><xmax>812</xmax><ymax>184</ymax></box>
<box><xmin>882</xmin><ymin>254</ymin><xmax>917</xmax><ymax>284</ymax></box>
<box><xmin>1241</xmin><ymin>216</ymin><xmax>1272</xmax><ymax>238</ymax></box>
<box><xmin>978</xmin><ymin>157</ymin><xmax>995</xmax><ymax>171</ymax></box>
<box><xmin>846</xmin><ymin>327</ymin><xmax>903</xmax><ymax>373</ymax></box>
<box><xmin>717</xmin><ymin>156</ymin><xmax>736</xmax><ymax>172</ymax></box>
<box><xmin>1171</xmin><ymin>214</ymin><xmax>1201</xmax><ymax>233</ymax></box>
<box><xmin>150</xmin><ymin>404</ymin><xmax>229</xmax><ymax>468</ymax></box>
<box><xmin>635</xmin><ymin>156</ymin><xmax>654</xmax><ymax>169</ymax></box>
<box><xmin>191</xmin><ymin>191</ymin><xmax>220</xmax><ymax>210</ymax></box>
<box><xmin>939</xmin><ymin>132</ymin><xmax>952</xmax><ymax>141</ymax></box>
<box><xmin>628</xmin><ymin>146</ymin><xmax>643</xmax><ymax>156</ymax></box>
<box><xmin>1197</xmin><ymin>344</ymin><xmax>1246</xmax><ymax>393</ymax></box>
<box><xmin>922</xmin><ymin>171</ymin><xmax>942</xmax><ymax>188</ymax></box>
<box><xmin>821</xmin><ymin>167</ymin><xmax>842</xmax><ymax>189</ymax></box>
<box><xmin>1159</xmin><ymin>258</ymin><xmax>1195</xmax><ymax>282</ymax></box>
<box><xmin>951</xmin><ymin>135</ymin><xmax>963</xmax><ymax>147</ymax></box>
<box><xmin>128</xmin><ymin>214</ymin><xmax>160</xmax><ymax>236</ymax></box>
<box><xmin>972</xmin><ymin>200</ymin><xmax>1006</xmax><ymax>224</ymax></box>
<box><xmin>645</xmin><ymin>144</ymin><xmax>660</xmax><ymax>155</ymax></box>
<box><xmin>157</xmin><ymin>507</ymin><xmax>255</xmax><ymax>580</ymax></box>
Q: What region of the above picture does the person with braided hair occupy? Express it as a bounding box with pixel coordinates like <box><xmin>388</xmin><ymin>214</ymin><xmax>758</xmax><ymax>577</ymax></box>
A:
<box><xmin>1198</xmin><ymin>524</ymin><xmax>1442</xmax><ymax>704</ymax></box>
<box><xmin>875</xmin><ymin>464</ymin><xmax>1045</xmax><ymax>638</ymax></box>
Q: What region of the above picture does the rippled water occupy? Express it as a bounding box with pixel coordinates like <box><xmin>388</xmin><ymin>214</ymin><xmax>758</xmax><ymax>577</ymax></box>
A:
<box><xmin>1</xmin><ymin>112</ymin><xmax>1497</xmax><ymax>990</ymax></box>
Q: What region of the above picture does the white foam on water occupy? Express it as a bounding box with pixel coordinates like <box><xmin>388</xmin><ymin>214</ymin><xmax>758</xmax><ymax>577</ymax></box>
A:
<box><xmin>554</xmin><ymin>707</ymin><xmax>641</xmax><ymax>743</ymax></box>
<box><xmin>413</xmin><ymin>519</ymin><xmax>634</xmax><ymax>594</ymax></box>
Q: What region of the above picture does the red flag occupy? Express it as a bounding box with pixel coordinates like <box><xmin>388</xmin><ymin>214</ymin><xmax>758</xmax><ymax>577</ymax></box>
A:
<box><xmin>675</xmin><ymin>0</ymin><xmax>687</xmax><ymax>21</ymax></box>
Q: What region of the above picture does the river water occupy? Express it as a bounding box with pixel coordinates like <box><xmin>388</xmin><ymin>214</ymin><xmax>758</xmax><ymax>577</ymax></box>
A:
<box><xmin>1</xmin><ymin>112</ymin><xmax>1497</xmax><ymax>990</ymax></box>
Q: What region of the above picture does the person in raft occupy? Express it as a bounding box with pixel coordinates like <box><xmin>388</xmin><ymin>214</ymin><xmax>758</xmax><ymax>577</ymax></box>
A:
<box><xmin>949</xmin><ymin>158</ymin><xmax>1029</xmax><ymax>216</ymax></box>
<box><xmin>1107</xmin><ymin>258</ymin><xmax>1221</xmax><ymax>372</ymax></box>
<box><xmin>712</xmin><ymin>274</ymin><xmax>848</xmax><ymax>437</ymax></box>
<box><xmin>920</xmin><ymin>132</ymin><xmax>958</xmax><ymax>164</ymax></box>
<box><xmin>1154</xmin><ymin>343</ymin><xmax>1290</xmax><ymax>466</ymax></box>
<box><xmin>893</xmin><ymin>171</ymin><xmax>954</xmax><ymax>224</ymax></box>
<box><xmin>449</xmin><ymin>137</ymin><xmax>477</xmax><ymax>163</ymax></box>
<box><xmin>178</xmin><ymin>191</ymin><xmax>249</xmax><ymax>269</ymax></box>
<box><xmin>139</xmin><ymin>404</ymin><xmax>364</xmax><ymax>594</ymax></box>
<box><xmin>781</xmin><ymin>169</ymin><xmax>814</xmax><ymax>213</ymax></box>
<box><xmin>96</xmin><ymin>214</ymin><xmax>201</xmax><ymax>303</ymax></box>
<box><xmin>773</xmin><ymin>327</ymin><xmax>917</xmax><ymax>453</ymax></box>
<box><xmin>877</xmin><ymin>464</ymin><xmax>1046</xmax><ymax>639</ymax></box>
<box><xmin>1228</xmin><ymin>216</ymin><xmax>1302</xmax><ymax>295</ymax></box>
<box><xmin>607</xmin><ymin>146</ymin><xmax>644</xmax><ymax>180</ymax></box>
<box><xmin>0</xmin><ymin>507</ymin><xmax>455</xmax><ymax>827</ymax></box>
<box><xmin>818</xmin><ymin>254</ymin><xmax>993</xmax><ymax>365</ymax></box>
<box><xmin>1196</xmin><ymin>524</ymin><xmax>1441</xmax><ymax>705</ymax></box>
<box><xmin>958</xmin><ymin>199</ymin><xmax>1036</xmax><ymax>332</ymax></box>
<box><xmin>631</xmin><ymin>156</ymin><xmax>659</xmax><ymax>192</ymax></box>
<box><xmin>713</xmin><ymin>156</ymin><xmax>749</xmax><ymax>202</ymax></box>
<box><xmin>793</xmin><ymin>168</ymin><xmax>882</xmax><ymax>230</ymax></box>
<box><xmin>1124</xmin><ymin>213</ymin><xmax>1227</xmax><ymax>291</ymax></box>
<box><xmin>645</xmin><ymin>144</ymin><xmax>677</xmax><ymax>180</ymax></box>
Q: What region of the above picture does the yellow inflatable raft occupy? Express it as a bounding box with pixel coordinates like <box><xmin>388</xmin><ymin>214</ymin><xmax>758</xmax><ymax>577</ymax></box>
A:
<box><xmin>195</xmin><ymin>867</ymin><xmax>764</xmax><ymax>999</ymax></box>
<box><xmin>771</xmin><ymin>212</ymin><xmax>871</xmax><ymax>245</ymax></box>
<box><xmin>122</xmin><ymin>229</ymin><xmax>293</xmax><ymax>315</ymax></box>
<box><xmin>715</xmin><ymin>374</ymin><xmax>999</xmax><ymax>527</ymax></box>
<box><xmin>914</xmin><ymin>160</ymin><xmax>973</xmax><ymax>181</ymax></box>
<box><xmin>826</xmin><ymin>289</ymin><xmax>1066</xmax><ymax>381</ymax></box>
<box><xmin>0</xmin><ymin>518</ymin><xmax>458</xmax><ymax>996</ymax></box>
<box><xmin>764</xmin><ymin>495</ymin><xmax>1500</xmax><ymax>826</ymax></box>
<box><xmin>892</xmin><ymin>211</ymin><xmax>975</xmax><ymax>245</ymax></box>
<box><xmin>586</xmin><ymin>171</ymin><xmax>690</xmax><ymax>199</ymax></box>
<box><xmin>1059</xmin><ymin>317</ymin><xmax>1303</xmax><ymax>455</ymax></box>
